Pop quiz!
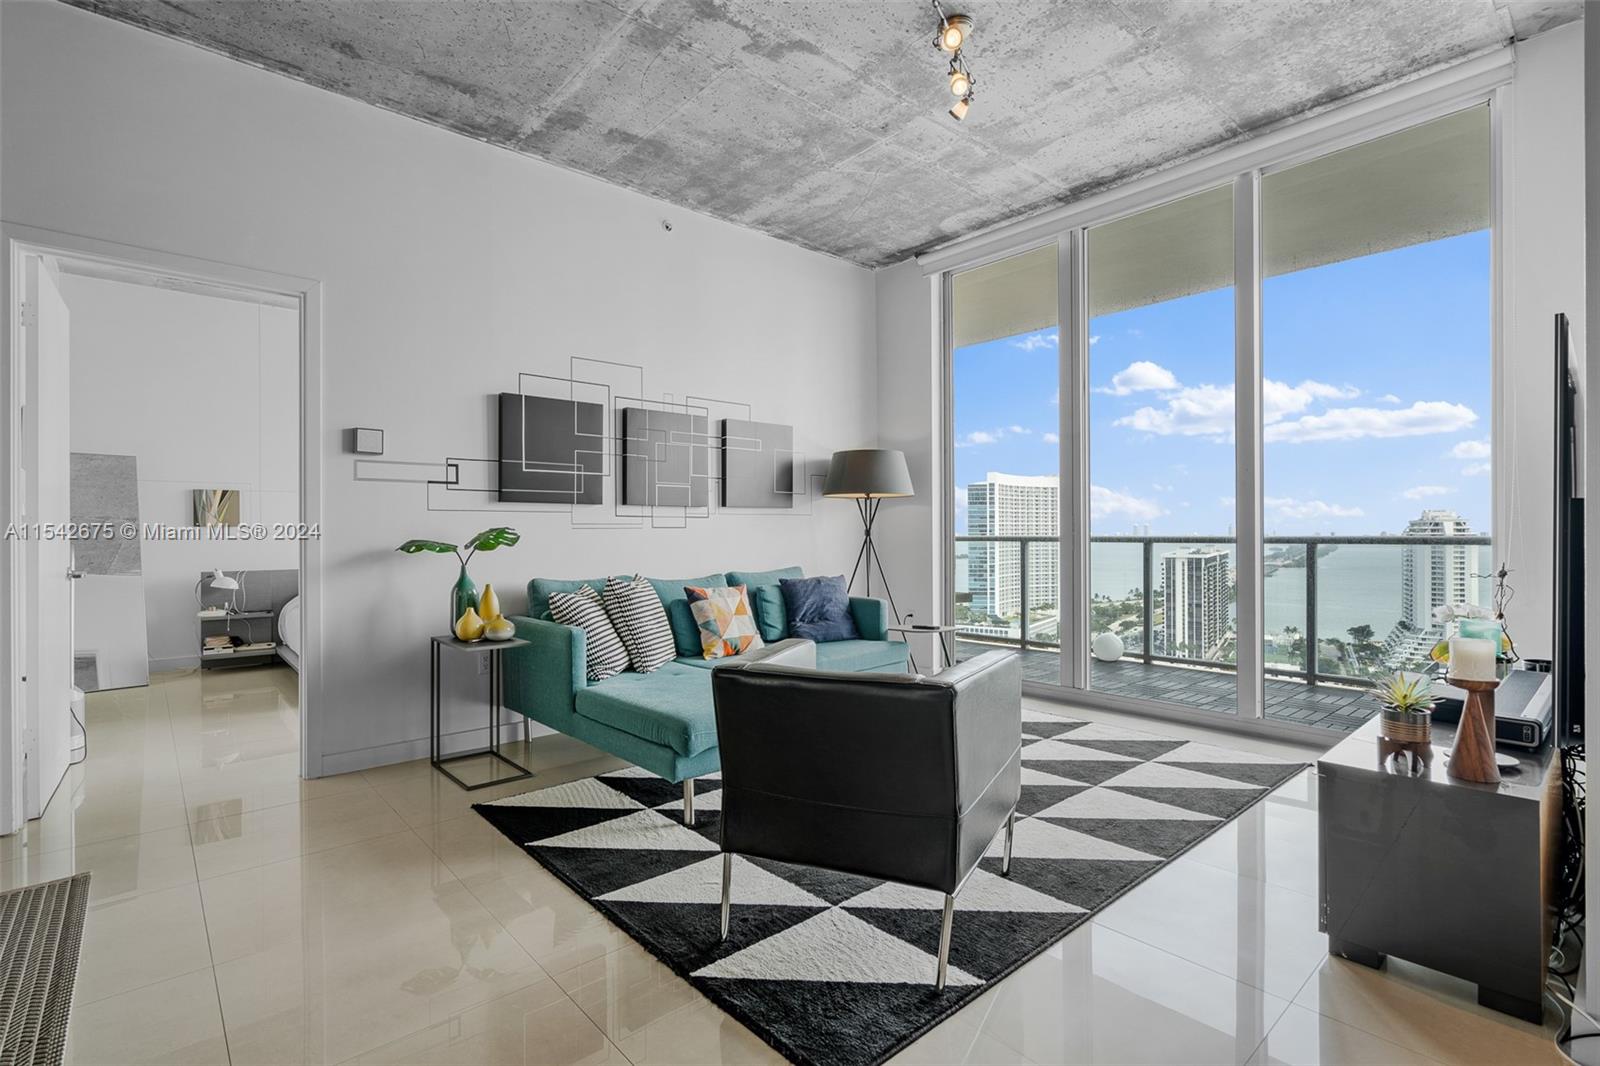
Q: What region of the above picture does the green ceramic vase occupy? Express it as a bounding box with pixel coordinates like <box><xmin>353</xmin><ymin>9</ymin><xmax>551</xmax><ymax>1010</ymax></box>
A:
<box><xmin>451</xmin><ymin>565</ymin><xmax>479</xmax><ymax>632</ymax></box>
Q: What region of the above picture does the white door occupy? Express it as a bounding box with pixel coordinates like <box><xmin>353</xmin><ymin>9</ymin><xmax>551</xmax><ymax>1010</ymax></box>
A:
<box><xmin>23</xmin><ymin>254</ymin><xmax>72</xmax><ymax>818</ymax></box>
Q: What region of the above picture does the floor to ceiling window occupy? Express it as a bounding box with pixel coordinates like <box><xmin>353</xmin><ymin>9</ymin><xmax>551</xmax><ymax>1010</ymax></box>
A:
<box><xmin>950</xmin><ymin>245</ymin><xmax>1061</xmax><ymax>684</ymax></box>
<box><xmin>1259</xmin><ymin>106</ymin><xmax>1491</xmax><ymax>730</ymax></box>
<box><xmin>947</xmin><ymin>101</ymin><xmax>1496</xmax><ymax>736</ymax></box>
<box><xmin>1086</xmin><ymin>187</ymin><xmax>1237</xmax><ymax>715</ymax></box>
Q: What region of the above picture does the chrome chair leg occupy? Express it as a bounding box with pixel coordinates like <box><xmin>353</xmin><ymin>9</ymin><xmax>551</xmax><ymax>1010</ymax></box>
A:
<box><xmin>720</xmin><ymin>852</ymin><xmax>733</xmax><ymax>940</ymax></box>
<box><xmin>1002</xmin><ymin>807</ymin><xmax>1016</xmax><ymax>877</ymax></box>
<box><xmin>683</xmin><ymin>778</ymin><xmax>695</xmax><ymax>823</ymax></box>
<box><xmin>935</xmin><ymin>892</ymin><xmax>955</xmax><ymax>990</ymax></box>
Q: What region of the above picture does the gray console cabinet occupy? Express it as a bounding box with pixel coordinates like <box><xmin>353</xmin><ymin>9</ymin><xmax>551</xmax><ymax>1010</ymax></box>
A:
<box><xmin>1317</xmin><ymin>717</ymin><xmax>1560</xmax><ymax>1022</ymax></box>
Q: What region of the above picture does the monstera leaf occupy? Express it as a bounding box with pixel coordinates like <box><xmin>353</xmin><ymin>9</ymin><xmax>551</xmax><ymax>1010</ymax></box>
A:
<box><xmin>466</xmin><ymin>527</ymin><xmax>521</xmax><ymax>553</ymax></box>
<box><xmin>396</xmin><ymin>539</ymin><xmax>461</xmax><ymax>555</ymax></box>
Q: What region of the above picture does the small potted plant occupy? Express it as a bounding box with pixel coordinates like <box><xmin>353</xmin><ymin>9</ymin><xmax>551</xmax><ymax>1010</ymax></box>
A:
<box><xmin>396</xmin><ymin>527</ymin><xmax>521</xmax><ymax>631</ymax></box>
<box><xmin>1375</xmin><ymin>672</ymin><xmax>1436</xmax><ymax>745</ymax></box>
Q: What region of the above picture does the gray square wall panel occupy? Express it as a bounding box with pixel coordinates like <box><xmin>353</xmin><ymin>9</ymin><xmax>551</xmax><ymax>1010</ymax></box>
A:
<box><xmin>621</xmin><ymin>406</ymin><xmax>708</xmax><ymax>509</ymax></box>
<box><xmin>499</xmin><ymin>393</ymin><xmax>605</xmax><ymax>505</ymax></box>
<box><xmin>70</xmin><ymin>452</ymin><xmax>142</xmax><ymax>575</ymax></box>
<box><xmin>720</xmin><ymin>419</ymin><xmax>794</xmax><ymax>509</ymax></box>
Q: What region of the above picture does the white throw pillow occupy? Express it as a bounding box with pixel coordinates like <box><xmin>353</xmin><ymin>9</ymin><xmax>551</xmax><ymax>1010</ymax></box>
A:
<box><xmin>603</xmin><ymin>575</ymin><xmax>676</xmax><ymax>673</ymax></box>
<box><xmin>548</xmin><ymin>586</ymin><xmax>629</xmax><ymax>682</ymax></box>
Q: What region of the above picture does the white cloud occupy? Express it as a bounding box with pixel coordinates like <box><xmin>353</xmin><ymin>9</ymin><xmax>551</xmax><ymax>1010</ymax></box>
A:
<box><xmin>1380</xmin><ymin>393</ymin><xmax>1402</xmax><ymax>404</ymax></box>
<box><xmin>1151</xmin><ymin>482</ymin><xmax>1172</xmax><ymax>492</ymax></box>
<box><xmin>957</xmin><ymin>429</ymin><xmax>999</xmax><ymax>447</ymax></box>
<box><xmin>1089</xmin><ymin>334</ymin><xmax>1101</xmax><ymax>346</ymax></box>
<box><xmin>1463</xmin><ymin>462</ymin><xmax>1491</xmax><ymax>476</ymax></box>
<box><xmin>1011</xmin><ymin>331</ymin><xmax>1058</xmax><ymax>352</ymax></box>
<box><xmin>1113</xmin><ymin>377</ymin><xmax>1360</xmax><ymax>439</ymax></box>
<box><xmin>1264</xmin><ymin>401</ymin><xmax>1478</xmax><ymax>443</ymax></box>
<box><xmin>1008</xmin><ymin>425</ymin><xmax>1031</xmax><ymax>435</ymax></box>
<box><xmin>1091</xmin><ymin>485</ymin><xmax>1165</xmax><ymax>523</ymax></box>
<box><xmin>1099</xmin><ymin>360</ymin><xmax>1179</xmax><ymax>396</ymax></box>
<box><xmin>1266</xmin><ymin>496</ymin><xmax>1365</xmax><ymax>520</ymax></box>
<box><xmin>1402</xmin><ymin>485</ymin><xmax>1452</xmax><ymax>500</ymax></box>
<box><xmin>1451</xmin><ymin>439</ymin><xmax>1491</xmax><ymax>460</ymax></box>
<box><xmin>1042</xmin><ymin>432</ymin><xmax>1059</xmax><ymax>444</ymax></box>
<box><xmin>1116</xmin><ymin>382</ymin><xmax>1234</xmax><ymax>438</ymax></box>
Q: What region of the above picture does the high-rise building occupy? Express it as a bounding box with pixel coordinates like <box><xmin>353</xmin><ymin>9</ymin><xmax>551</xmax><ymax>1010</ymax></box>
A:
<box><xmin>1162</xmin><ymin>548</ymin><xmax>1230</xmax><ymax>659</ymax></box>
<box><xmin>965</xmin><ymin>472</ymin><xmax>1058</xmax><ymax>620</ymax></box>
<box><xmin>1385</xmin><ymin>509</ymin><xmax>1482</xmax><ymax>666</ymax></box>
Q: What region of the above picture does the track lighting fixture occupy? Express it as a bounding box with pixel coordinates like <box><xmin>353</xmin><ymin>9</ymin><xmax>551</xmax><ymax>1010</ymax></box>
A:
<box><xmin>936</xmin><ymin>13</ymin><xmax>972</xmax><ymax>53</ymax></box>
<box><xmin>931</xmin><ymin>0</ymin><xmax>975</xmax><ymax>122</ymax></box>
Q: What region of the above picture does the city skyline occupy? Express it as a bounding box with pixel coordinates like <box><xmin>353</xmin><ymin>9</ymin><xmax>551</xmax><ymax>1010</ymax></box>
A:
<box><xmin>953</xmin><ymin>231</ymin><xmax>1492</xmax><ymax>540</ymax></box>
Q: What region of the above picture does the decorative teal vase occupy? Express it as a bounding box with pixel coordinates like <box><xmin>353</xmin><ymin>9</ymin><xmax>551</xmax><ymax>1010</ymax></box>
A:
<box><xmin>451</xmin><ymin>565</ymin><xmax>478</xmax><ymax>632</ymax></box>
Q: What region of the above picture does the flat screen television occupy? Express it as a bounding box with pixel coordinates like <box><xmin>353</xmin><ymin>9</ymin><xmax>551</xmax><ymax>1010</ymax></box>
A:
<box><xmin>1553</xmin><ymin>312</ymin><xmax>1585</xmax><ymax>748</ymax></box>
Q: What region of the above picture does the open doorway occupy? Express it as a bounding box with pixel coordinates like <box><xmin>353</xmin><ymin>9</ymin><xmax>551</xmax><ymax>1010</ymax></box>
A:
<box><xmin>3</xmin><ymin>233</ymin><xmax>318</xmax><ymax>833</ymax></box>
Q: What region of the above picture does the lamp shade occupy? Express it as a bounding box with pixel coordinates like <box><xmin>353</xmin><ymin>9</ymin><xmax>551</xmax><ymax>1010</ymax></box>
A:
<box><xmin>208</xmin><ymin>569</ymin><xmax>240</xmax><ymax>591</ymax></box>
<box><xmin>823</xmin><ymin>449</ymin><xmax>914</xmax><ymax>499</ymax></box>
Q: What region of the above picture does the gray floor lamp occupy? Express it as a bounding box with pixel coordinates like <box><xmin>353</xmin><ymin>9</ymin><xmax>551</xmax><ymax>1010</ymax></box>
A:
<box><xmin>824</xmin><ymin>448</ymin><xmax>914</xmax><ymax>625</ymax></box>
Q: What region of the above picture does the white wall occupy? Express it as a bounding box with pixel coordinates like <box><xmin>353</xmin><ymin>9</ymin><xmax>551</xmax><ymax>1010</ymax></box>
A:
<box><xmin>875</xmin><ymin>27</ymin><xmax>1586</xmax><ymax>667</ymax></box>
<box><xmin>874</xmin><ymin>261</ymin><xmax>943</xmax><ymax>631</ymax></box>
<box><xmin>64</xmin><ymin>274</ymin><xmax>300</xmax><ymax>671</ymax></box>
<box><xmin>1499</xmin><ymin>22</ymin><xmax>1587</xmax><ymax>660</ymax></box>
<box><xmin>1</xmin><ymin>0</ymin><xmax>877</xmax><ymax>774</ymax></box>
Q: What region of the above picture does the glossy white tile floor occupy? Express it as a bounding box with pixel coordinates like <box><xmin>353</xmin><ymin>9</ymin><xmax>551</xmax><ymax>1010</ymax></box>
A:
<box><xmin>7</xmin><ymin>666</ymin><xmax>1570</xmax><ymax>1065</ymax></box>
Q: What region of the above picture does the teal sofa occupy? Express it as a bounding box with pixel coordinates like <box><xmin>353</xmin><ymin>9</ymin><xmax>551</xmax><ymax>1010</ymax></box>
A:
<box><xmin>501</xmin><ymin>566</ymin><xmax>909</xmax><ymax>812</ymax></box>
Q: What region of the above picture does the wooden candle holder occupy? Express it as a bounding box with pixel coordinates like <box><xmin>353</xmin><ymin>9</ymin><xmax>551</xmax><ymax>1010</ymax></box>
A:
<box><xmin>1445</xmin><ymin>677</ymin><xmax>1500</xmax><ymax>784</ymax></box>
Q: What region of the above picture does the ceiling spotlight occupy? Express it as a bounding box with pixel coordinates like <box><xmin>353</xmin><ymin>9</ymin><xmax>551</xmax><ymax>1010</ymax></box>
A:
<box><xmin>949</xmin><ymin>67</ymin><xmax>971</xmax><ymax>97</ymax></box>
<box><xmin>936</xmin><ymin>13</ymin><xmax>973</xmax><ymax>53</ymax></box>
<box><xmin>949</xmin><ymin>96</ymin><xmax>971</xmax><ymax>121</ymax></box>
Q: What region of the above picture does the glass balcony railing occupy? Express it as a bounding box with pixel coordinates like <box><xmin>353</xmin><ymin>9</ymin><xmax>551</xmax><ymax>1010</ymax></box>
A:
<box><xmin>955</xmin><ymin>533</ymin><xmax>1493</xmax><ymax>692</ymax></box>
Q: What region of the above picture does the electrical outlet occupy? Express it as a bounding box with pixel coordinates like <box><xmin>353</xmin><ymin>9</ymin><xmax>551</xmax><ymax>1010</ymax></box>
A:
<box><xmin>477</xmin><ymin>655</ymin><xmax>491</xmax><ymax>676</ymax></box>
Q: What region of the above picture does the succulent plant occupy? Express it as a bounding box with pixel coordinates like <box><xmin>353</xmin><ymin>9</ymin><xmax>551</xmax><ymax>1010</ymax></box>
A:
<box><xmin>1375</xmin><ymin>672</ymin><xmax>1437</xmax><ymax>715</ymax></box>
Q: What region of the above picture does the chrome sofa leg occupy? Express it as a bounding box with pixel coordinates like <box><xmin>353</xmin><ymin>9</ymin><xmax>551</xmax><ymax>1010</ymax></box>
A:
<box><xmin>1002</xmin><ymin>807</ymin><xmax>1016</xmax><ymax>877</ymax></box>
<box><xmin>935</xmin><ymin>892</ymin><xmax>955</xmax><ymax>990</ymax></box>
<box><xmin>683</xmin><ymin>778</ymin><xmax>694</xmax><ymax>824</ymax></box>
<box><xmin>720</xmin><ymin>852</ymin><xmax>733</xmax><ymax>941</ymax></box>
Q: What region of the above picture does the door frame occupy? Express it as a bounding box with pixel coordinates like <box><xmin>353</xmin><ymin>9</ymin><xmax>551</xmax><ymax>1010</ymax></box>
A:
<box><xmin>1</xmin><ymin>224</ymin><xmax>324</xmax><ymax>833</ymax></box>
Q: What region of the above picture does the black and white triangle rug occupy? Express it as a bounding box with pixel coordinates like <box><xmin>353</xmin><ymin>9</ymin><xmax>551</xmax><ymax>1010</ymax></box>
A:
<box><xmin>473</xmin><ymin>708</ymin><xmax>1307</xmax><ymax>1066</ymax></box>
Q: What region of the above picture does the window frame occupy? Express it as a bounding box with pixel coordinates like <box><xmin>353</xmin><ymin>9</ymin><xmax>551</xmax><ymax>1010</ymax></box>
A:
<box><xmin>937</xmin><ymin>61</ymin><xmax>1506</xmax><ymax>740</ymax></box>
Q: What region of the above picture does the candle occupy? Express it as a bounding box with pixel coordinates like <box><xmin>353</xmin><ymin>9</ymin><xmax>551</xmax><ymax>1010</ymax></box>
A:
<box><xmin>1449</xmin><ymin>637</ymin><xmax>1497</xmax><ymax>682</ymax></box>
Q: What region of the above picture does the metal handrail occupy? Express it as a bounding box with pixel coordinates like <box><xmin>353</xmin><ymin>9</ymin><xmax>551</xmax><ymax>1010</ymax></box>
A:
<box><xmin>954</xmin><ymin>532</ymin><xmax>1492</xmax><ymax>686</ymax></box>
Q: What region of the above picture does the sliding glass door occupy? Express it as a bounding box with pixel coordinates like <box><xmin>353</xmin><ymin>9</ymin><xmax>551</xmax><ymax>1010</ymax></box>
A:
<box><xmin>945</xmin><ymin>103</ymin><xmax>1496</xmax><ymax>735</ymax></box>
<box><xmin>950</xmin><ymin>245</ymin><xmax>1061</xmax><ymax>684</ymax></box>
<box><xmin>1085</xmin><ymin>187</ymin><xmax>1237</xmax><ymax>715</ymax></box>
<box><xmin>1258</xmin><ymin>106</ymin><xmax>1492</xmax><ymax>730</ymax></box>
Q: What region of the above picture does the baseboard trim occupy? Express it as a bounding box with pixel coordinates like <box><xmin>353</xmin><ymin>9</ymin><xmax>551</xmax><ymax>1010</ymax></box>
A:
<box><xmin>320</xmin><ymin>716</ymin><xmax>556</xmax><ymax>777</ymax></box>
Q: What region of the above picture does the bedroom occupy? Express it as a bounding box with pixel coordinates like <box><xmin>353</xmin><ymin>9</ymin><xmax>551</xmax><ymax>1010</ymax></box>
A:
<box><xmin>54</xmin><ymin>254</ymin><xmax>303</xmax><ymax>794</ymax></box>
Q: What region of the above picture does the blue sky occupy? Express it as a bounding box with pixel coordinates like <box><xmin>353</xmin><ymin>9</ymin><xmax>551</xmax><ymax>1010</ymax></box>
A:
<box><xmin>953</xmin><ymin>231</ymin><xmax>1491</xmax><ymax>536</ymax></box>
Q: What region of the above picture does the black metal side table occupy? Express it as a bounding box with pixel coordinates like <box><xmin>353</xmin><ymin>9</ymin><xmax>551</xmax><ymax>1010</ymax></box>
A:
<box><xmin>430</xmin><ymin>635</ymin><xmax>534</xmax><ymax>791</ymax></box>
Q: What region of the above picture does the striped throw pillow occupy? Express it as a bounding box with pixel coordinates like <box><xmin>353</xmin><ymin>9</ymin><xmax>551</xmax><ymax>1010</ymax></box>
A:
<box><xmin>603</xmin><ymin>575</ymin><xmax>676</xmax><ymax>673</ymax></box>
<box><xmin>548</xmin><ymin>586</ymin><xmax>629</xmax><ymax>682</ymax></box>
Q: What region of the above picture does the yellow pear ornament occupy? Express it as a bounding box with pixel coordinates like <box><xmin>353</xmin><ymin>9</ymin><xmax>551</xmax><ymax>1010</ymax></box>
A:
<box><xmin>454</xmin><ymin>605</ymin><xmax>486</xmax><ymax>642</ymax></box>
<box><xmin>479</xmin><ymin>583</ymin><xmax>502</xmax><ymax>623</ymax></box>
<box><xmin>485</xmin><ymin>616</ymin><xmax>516</xmax><ymax>641</ymax></box>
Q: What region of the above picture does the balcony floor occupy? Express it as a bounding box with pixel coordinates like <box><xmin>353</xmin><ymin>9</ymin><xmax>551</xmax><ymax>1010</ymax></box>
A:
<box><xmin>954</xmin><ymin>640</ymin><xmax>1376</xmax><ymax>733</ymax></box>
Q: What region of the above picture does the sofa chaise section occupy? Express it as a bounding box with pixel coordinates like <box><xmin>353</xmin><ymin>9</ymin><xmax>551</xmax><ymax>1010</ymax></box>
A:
<box><xmin>500</xmin><ymin>568</ymin><xmax>908</xmax><ymax>812</ymax></box>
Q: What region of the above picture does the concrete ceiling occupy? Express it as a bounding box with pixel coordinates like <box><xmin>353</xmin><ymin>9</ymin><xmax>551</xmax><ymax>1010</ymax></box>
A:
<box><xmin>61</xmin><ymin>0</ymin><xmax>1582</xmax><ymax>268</ymax></box>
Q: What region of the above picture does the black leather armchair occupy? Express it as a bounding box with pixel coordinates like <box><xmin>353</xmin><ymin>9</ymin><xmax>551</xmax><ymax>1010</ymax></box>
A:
<box><xmin>711</xmin><ymin>641</ymin><xmax>1022</xmax><ymax>989</ymax></box>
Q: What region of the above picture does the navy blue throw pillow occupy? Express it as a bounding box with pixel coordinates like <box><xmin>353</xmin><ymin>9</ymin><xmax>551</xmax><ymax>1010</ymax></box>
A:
<box><xmin>779</xmin><ymin>575</ymin><xmax>859</xmax><ymax>643</ymax></box>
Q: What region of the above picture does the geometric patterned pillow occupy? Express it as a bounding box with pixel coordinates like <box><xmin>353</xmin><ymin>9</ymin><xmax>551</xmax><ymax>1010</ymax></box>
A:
<box><xmin>602</xmin><ymin>574</ymin><xmax>676</xmax><ymax>673</ymax></box>
<box><xmin>548</xmin><ymin>585</ymin><xmax>629</xmax><ymax>682</ymax></box>
<box><xmin>684</xmin><ymin>584</ymin><xmax>765</xmax><ymax>660</ymax></box>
